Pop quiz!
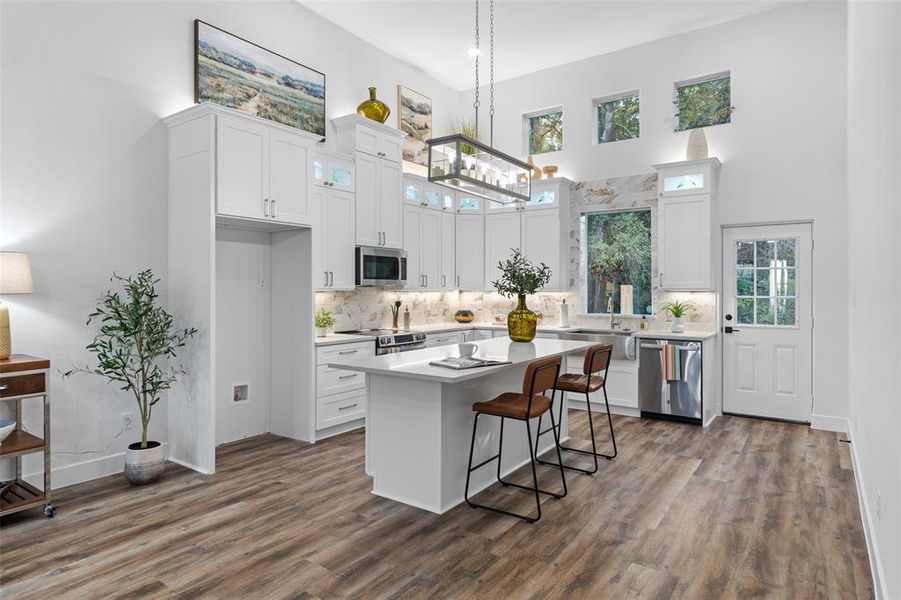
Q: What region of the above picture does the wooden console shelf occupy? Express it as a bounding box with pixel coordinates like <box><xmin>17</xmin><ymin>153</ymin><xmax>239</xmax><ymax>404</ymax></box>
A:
<box><xmin>0</xmin><ymin>354</ymin><xmax>54</xmax><ymax>519</ymax></box>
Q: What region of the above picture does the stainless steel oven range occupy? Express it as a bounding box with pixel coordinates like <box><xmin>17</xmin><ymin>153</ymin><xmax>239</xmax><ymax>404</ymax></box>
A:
<box><xmin>337</xmin><ymin>329</ymin><xmax>427</xmax><ymax>355</ymax></box>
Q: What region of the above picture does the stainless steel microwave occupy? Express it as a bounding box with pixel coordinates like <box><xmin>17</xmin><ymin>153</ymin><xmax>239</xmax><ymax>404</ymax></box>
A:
<box><xmin>355</xmin><ymin>246</ymin><xmax>407</xmax><ymax>288</ymax></box>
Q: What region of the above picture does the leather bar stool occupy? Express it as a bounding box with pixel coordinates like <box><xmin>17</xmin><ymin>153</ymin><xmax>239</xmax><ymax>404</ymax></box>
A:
<box><xmin>464</xmin><ymin>355</ymin><xmax>567</xmax><ymax>523</ymax></box>
<box><xmin>537</xmin><ymin>343</ymin><xmax>617</xmax><ymax>475</ymax></box>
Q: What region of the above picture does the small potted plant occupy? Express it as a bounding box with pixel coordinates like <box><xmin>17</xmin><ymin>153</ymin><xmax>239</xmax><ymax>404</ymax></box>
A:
<box><xmin>491</xmin><ymin>248</ymin><xmax>551</xmax><ymax>342</ymax></box>
<box><xmin>315</xmin><ymin>307</ymin><xmax>335</xmax><ymax>337</ymax></box>
<box><xmin>659</xmin><ymin>300</ymin><xmax>695</xmax><ymax>333</ymax></box>
<box><xmin>65</xmin><ymin>270</ymin><xmax>196</xmax><ymax>485</ymax></box>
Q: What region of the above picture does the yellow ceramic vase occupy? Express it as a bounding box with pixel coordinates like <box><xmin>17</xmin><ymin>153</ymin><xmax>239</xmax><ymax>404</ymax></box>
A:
<box><xmin>356</xmin><ymin>87</ymin><xmax>390</xmax><ymax>124</ymax></box>
<box><xmin>507</xmin><ymin>294</ymin><xmax>538</xmax><ymax>342</ymax></box>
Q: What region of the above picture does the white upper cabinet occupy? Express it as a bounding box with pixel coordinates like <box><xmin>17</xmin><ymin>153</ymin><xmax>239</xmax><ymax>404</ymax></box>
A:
<box><xmin>333</xmin><ymin>115</ymin><xmax>405</xmax><ymax>249</ymax></box>
<box><xmin>653</xmin><ymin>158</ymin><xmax>721</xmax><ymax>291</ymax></box>
<box><xmin>455</xmin><ymin>213</ymin><xmax>484</xmax><ymax>289</ymax></box>
<box><xmin>312</xmin><ymin>150</ymin><xmax>354</xmax><ymax>192</ymax></box>
<box><xmin>456</xmin><ymin>194</ymin><xmax>484</xmax><ymax>214</ymax></box>
<box><xmin>403</xmin><ymin>203</ymin><xmax>452</xmax><ymax>290</ymax></box>
<box><xmin>403</xmin><ymin>204</ymin><xmax>423</xmax><ymax>288</ymax></box>
<box><xmin>215</xmin><ymin>113</ymin><xmax>314</xmax><ymax>226</ymax></box>
<box><xmin>403</xmin><ymin>174</ymin><xmax>455</xmax><ymax>212</ymax></box>
<box><xmin>522</xmin><ymin>209</ymin><xmax>563</xmax><ymax>290</ymax></box>
<box><xmin>486</xmin><ymin>211</ymin><xmax>522</xmax><ymax>285</ymax></box>
<box><xmin>420</xmin><ymin>209</ymin><xmax>442</xmax><ymax>289</ymax></box>
<box><xmin>323</xmin><ymin>189</ymin><xmax>356</xmax><ymax>290</ymax></box>
<box><xmin>525</xmin><ymin>180</ymin><xmax>561</xmax><ymax>210</ymax></box>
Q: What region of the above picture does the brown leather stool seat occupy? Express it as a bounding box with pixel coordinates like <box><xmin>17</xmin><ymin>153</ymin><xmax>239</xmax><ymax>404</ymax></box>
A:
<box><xmin>555</xmin><ymin>373</ymin><xmax>604</xmax><ymax>393</ymax></box>
<box><xmin>473</xmin><ymin>392</ymin><xmax>551</xmax><ymax>419</ymax></box>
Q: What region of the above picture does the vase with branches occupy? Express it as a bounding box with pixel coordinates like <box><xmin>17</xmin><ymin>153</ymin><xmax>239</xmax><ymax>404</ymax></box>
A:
<box><xmin>491</xmin><ymin>248</ymin><xmax>552</xmax><ymax>342</ymax></box>
<box><xmin>64</xmin><ymin>270</ymin><xmax>196</xmax><ymax>484</ymax></box>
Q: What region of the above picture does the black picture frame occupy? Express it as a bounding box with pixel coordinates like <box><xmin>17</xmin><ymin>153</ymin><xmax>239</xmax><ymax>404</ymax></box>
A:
<box><xmin>194</xmin><ymin>19</ymin><xmax>326</xmax><ymax>137</ymax></box>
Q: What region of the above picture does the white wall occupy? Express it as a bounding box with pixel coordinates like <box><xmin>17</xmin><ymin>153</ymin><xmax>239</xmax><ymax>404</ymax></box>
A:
<box><xmin>462</xmin><ymin>2</ymin><xmax>849</xmax><ymax>424</ymax></box>
<box><xmin>847</xmin><ymin>1</ymin><xmax>901</xmax><ymax>598</ymax></box>
<box><xmin>0</xmin><ymin>0</ymin><xmax>460</xmax><ymax>487</ymax></box>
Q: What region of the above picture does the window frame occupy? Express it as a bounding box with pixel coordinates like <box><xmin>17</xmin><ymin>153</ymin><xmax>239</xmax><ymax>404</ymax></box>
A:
<box><xmin>592</xmin><ymin>89</ymin><xmax>640</xmax><ymax>145</ymax></box>
<box><xmin>580</xmin><ymin>207</ymin><xmax>654</xmax><ymax>316</ymax></box>
<box><xmin>673</xmin><ymin>70</ymin><xmax>732</xmax><ymax>132</ymax></box>
<box><xmin>522</xmin><ymin>106</ymin><xmax>564</xmax><ymax>156</ymax></box>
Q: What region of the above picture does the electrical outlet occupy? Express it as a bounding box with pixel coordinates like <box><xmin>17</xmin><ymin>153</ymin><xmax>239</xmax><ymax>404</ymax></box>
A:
<box><xmin>876</xmin><ymin>491</ymin><xmax>881</xmax><ymax>520</ymax></box>
<box><xmin>122</xmin><ymin>412</ymin><xmax>134</xmax><ymax>430</ymax></box>
<box><xmin>258</xmin><ymin>278</ymin><xmax>267</xmax><ymax>290</ymax></box>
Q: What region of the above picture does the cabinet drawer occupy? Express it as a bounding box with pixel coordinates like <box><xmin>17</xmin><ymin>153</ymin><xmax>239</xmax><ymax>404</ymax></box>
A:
<box><xmin>316</xmin><ymin>341</ymin><xmax>374</xmax><ymax>366</ymax></box>
<box><xmin>426</xmin><ymin>332</ymin><xmax>464</xmax><ymax>347</ymax></box>
<box><xmin>316</xmin><ymin>365</ymin><xmax>365</xmax><ymax>396</ymax></box>
<box><xmin>317</xmin><ymin>389</ymin><xmax>366</xmax><ymax>429</ymax></box>
<box><xmin>0</xmin><ymin>373</ymin><xmax>46</xmax><ymax>399</ymax></box>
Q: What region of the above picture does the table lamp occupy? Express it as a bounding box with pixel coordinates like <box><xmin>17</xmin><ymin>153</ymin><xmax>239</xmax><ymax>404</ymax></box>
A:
<box><xmin>0</xmin><ymin>252</ymin><xmax>34</xmax><ymax>360</ymax></box>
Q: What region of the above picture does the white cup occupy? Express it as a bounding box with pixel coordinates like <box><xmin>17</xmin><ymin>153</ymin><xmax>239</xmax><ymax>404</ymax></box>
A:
<box><xmin>458</xmin><ymin>343</ymin><xmax>479</xmax><ymax>358</ymax></box>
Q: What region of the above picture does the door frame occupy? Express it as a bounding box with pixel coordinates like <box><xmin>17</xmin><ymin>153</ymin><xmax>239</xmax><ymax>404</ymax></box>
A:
<box><xmin>719</xmin><ymin>219</ymin><xmax>815</xmax><ymax>423</ymax></box>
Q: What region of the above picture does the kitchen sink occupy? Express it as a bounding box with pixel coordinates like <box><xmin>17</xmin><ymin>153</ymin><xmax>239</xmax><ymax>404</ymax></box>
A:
<box><xmin>557</xmin><ymin>329</ymin><xmax>637</xmax><ymax>360</ymax></box>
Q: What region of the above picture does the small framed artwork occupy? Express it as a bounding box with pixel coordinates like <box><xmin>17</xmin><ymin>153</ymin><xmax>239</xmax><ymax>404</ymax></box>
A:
<box><xmin>194</xmin><ymin>20</ymin><xmax>326</xmax><ymax>137</ymax></box>
<box><xmin>398</xmin><ymin>85</ymin><xmax>432</xmax><ymax>165</ymax></box>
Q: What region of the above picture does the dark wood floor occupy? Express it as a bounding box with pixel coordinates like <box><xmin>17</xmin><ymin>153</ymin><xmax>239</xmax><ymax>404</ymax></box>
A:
<box><xmin>1</xmin><ymin>412</ymin><xmax>873</xmax><ymax>599</ymax></box>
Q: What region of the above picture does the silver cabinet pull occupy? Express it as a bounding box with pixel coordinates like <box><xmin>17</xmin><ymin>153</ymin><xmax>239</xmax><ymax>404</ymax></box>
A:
<box><xmin>324</xmin><ymin>271</ymin><xmax>329</xmax><ymax>287</ymax></box>
<box><xmin>328</xmin><ymin>271</ymin><xmax>334</xmax><ymax>286</ymax></box>
<box><xmin>424</xmin><ymin>274</ymin><xmax>428</xmax><ymax>287</ymax></box>
<box><xmin>0</xmin><ymin>384</ymin><xmax>8</xmax><ymax>391</ymax></box>
<box><xmin>442</xmin><ymin>275</ymin><xmax>446</xmax><ymax>287</ymax></box>
<box><xmin>338</xmin><ymin>373</ymin><xmax>358</xmax><ymax>380</ymax></box>
<box><xmin>271</xmin><ymin>199</ymin><xmax>277</xmax><ymax>218</ymax></box>
<box><xmin>338</xmin><ymin>349</ymin><xmax>357</xmax><ymax>355</ymax></box>
<box><xmin>456</xmin><ymin>275</ymin><xmax>460</xmax><ymax>287</ymax></box>
<box><xmin>338</xmin><ymin>403</ymin><xmax>359</xmax><ymax>411</ymax></box>
<box><xmin>263</xmin><ymin>198</ymin><xmax>270</xmax><ymax>217</ymax></box>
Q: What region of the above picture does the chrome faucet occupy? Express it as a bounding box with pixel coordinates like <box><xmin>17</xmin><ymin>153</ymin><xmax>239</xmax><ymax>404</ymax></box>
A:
<box><xmin>607</xmin><ymin>296</ymin><xmax>620</xmax><ymax>330</ymax></box>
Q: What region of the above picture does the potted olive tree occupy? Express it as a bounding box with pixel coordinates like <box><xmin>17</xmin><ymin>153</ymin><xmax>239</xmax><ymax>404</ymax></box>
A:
<box><xmin>491</xmin><ymin>249</ymin><xmax>551</xmax><ymax>342</ymax></box>
<box><xmin>65</xmin><ymin>270</ymin><xmax>196</xmax><ymax>484</ymax></box>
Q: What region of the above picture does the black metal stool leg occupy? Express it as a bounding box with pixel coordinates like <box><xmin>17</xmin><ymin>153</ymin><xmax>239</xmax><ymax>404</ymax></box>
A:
<box><xmin>536</xmin><ymin>392</ymin><xmax>598</xmax><ymax>475</ymax></box>
<box><xmin>557</xmin><ymin>388</ymin><xmax>617</xmax><ymax>462</ymax></box>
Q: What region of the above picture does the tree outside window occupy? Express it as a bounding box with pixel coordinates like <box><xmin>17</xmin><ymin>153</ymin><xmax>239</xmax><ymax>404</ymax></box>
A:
<box><xmin>596</xmin><ymin>93</ymin><xmax>639</xmax><ymax>143</ymax></box>
<box><xmin>526</xmin><ymin>110</ymin><xmax>563</xmax><ymax>154</ymax></box>
<box><xmin>585</xmin><ymin>210</ymin><xmax>652</xmax><ymax>315</ymax></box>
<box><xmin>675</xmin><ymin>73</ymin><xmax>732</xmax><ymax>131</ymax></box>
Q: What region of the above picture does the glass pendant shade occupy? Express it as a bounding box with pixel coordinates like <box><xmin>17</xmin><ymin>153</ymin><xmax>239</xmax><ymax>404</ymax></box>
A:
<box><xmin>427</xmin><ymin>134</ymin><xmax>531</xmax><ymax>205</ymax></box>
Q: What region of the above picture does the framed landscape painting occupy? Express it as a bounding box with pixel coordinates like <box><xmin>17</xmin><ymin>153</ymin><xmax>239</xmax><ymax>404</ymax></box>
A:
<box><xmin>398</xmin><ymin>85</ymin><xmax>432</xmax><ymax>165</ymax></box>
<box><xmin>195</xmin><ymin>20</ymin><xmax>326</xmax><ymax>137</ymax></box>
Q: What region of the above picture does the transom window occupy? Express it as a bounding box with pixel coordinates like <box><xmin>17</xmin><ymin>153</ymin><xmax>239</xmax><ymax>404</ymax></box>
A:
<box><xmin>594</xmin><ymin>91</ymin><xmax>639</xmax><ymax>144</ymax></box>
<box><xmin>675</xmin><ymin>71</ymin><xmax>732</xmax><ymax>131</ymax></box>
<box><xmin>584</xmin><ymin>209</ymin><xmax>652</xmax><ymax>315</ymax></box>
<box><xmin>524</xmin><ymin>108</ymin><xmax>563</xmax><ymax>155</ymax></box>
<box><xmin>735</xmin><ymin>238</ymin><xmax>797</xmax><ymax>326</ymax></box>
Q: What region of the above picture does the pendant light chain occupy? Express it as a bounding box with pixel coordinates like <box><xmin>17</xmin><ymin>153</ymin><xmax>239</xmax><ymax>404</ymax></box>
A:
<box><xmin>472</xmin><ymin>0</ymin><xmax>480</xmax><ymax>139</ymax></box>
<box><xmin>489</xmin><ymin>0</ymin><xmax>495</xmax><ymax>146</ymax></box>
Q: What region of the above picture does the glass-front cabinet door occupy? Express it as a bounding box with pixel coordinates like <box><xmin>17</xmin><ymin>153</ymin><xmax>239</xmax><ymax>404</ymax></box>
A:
<box><xmin>312</xmin><ymin>154</ymin><xmax>354</xmax><ymax>191</ymax></box>
<box><xmin>404</xmin><ymin>177</ymin><xmax>424</xmax><ymax>205</ymax></box>
<box><xmin>456</xmin><ymin>195</ymin><xmax>483</xmax><ymax>213</ymax></box>
<box><xmin>525</xmin><ymin>187</ymin><xmax>557</xmax><ymax>209</ymax></box>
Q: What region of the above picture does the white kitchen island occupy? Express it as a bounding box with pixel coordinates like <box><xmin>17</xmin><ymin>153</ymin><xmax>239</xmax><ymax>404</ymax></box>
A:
<box><xmin>328</xmin><ymin>337</ymin><xmax>592</xmax><ymax>514</ymax></box>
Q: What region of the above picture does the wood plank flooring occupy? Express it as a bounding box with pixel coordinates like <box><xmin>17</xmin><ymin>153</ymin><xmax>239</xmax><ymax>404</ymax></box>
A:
<box><xmin>0</xmin><ymin>413</ymin><xmax>873</xmax><ymax>599</ymax></box>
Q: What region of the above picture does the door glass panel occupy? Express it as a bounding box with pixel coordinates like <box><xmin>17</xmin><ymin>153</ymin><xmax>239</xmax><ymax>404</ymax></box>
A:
<box><xmin>405</xmin><ymin>184</ymin><xmax>421</xmax><ymax>204</ymax></box>
<box><xmin>313</xmin><ymin>160</ymin><xmax>325</xmax><ymax>182</ymax></box>
<box><xmin>734</xmin><ymin>237</ymin><xmax>798</xmax><ymax>327</ymax></box>
<box><xmin>332</xmin><ymin>166</ymin><xmax>352</xmax><ymax>187</ymax></box>
<box><xmin>425</xmin><ymin>190</ymin><xmax>441</xmax><ymax>208</ymax></box>
<box><xmin>663</xmin><ymin>173</ymin><xmax>704</xmax><ymax>191</ymax></box>
<box><xmin>458</xmin><ymin>196</ymin><xmax>480</xmax><ymax>211</ymax></box>
<box><xmin>443</xmin><ymin>193</ymin><xmax>454</xmax><ymax>210</ymax></box>
<box><xmin>527</xmin><ymin>190</ymin><xmax>556</xmax><ymax>206</ymax></box>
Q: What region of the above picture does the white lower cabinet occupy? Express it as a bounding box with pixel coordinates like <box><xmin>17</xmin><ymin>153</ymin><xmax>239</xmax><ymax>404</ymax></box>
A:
<box><xmin>464</xmin><ymin>329</ymin><xmax>493</xmax><ymax>342</ymax></box>
<box><xmin>565</xmin><ymin>354</ymin><xmax>638</xmax><ymax>409</ymax></box>
<box><xmin>315</xmin><ymin>341</ymin><xmax>374</xmax><ymax>433</ymax></box>
<box><xmin>425</xmin><ymin>331</ymin><xmax>465</xmax><ymax>348</ymax></box>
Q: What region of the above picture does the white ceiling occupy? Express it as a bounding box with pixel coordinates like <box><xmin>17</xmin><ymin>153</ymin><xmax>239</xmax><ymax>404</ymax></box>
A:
<box><xmin>300</xmin><ymin>0</ymin><xmax>794</xmax><ymax>90</ymax></box>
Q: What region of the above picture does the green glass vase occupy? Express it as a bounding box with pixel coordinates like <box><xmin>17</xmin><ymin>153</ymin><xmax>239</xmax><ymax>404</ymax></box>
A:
<box><xmin>507</xmin><ymin>294</ymin><xmax>538</xmax><ymax>342</ymax></box>
<box><xmin>356</xmin><ymin>87</ymin><xmax>391</xmax><ymax>124</ymax></box>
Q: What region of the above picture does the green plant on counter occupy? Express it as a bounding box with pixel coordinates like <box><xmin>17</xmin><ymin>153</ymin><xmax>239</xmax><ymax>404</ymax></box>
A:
<box><xmin>659</xmin><ymin>300</ymin><xmax>696</xmax><ymax>318</ymax></box>
<box><xmin>315</xmin><ymin>307</ymin><xmax>335</xmax><ymax>329</ymax></box>
<box><xmin>63</xmin><ymin>270</ymin><xmax>196</xmax><ymax>449</ymax></box>
<box><xmin>491</xmin><ymin>248</ymin><xmax>552</xmax><ymax>298</ymax></box>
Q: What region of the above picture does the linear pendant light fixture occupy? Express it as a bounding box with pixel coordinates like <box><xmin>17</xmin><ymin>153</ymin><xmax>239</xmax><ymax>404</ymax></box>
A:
<box><xmin>427</xmin><ymin>0</ymin><xmax>531</xmax><ymax>205</ymax></box>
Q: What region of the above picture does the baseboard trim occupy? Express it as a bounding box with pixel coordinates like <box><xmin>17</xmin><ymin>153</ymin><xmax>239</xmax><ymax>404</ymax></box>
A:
<box><xmin>566</xmin><ymin>399</ymin><xmax>640</xmax><ymax>419</ymax></box>
<box><xmin>847</xmin><ymin>428</ymin><xmax>888</xmax><ymax>600</ymax></box>
<box><xmin>810</xmin><ymin>413</ymin><xmax>850</xmax><ymax>433</ymax></box>
<box><xmin>314</xmin><ymin>418</ymin><xmax>364</xmax><ymax>442</ymax></box>
<box><xmin>23</xmin><ymin>443</ymin><xmax>169</xmax><ymax>490</ymax></box>
<box><xmin>167</xmin><ymin>454</ymin><xmax>213</xmax><ymax>475</ymax></box>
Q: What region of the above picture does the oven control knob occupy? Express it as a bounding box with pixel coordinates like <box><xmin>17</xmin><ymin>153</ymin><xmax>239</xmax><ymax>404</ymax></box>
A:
<box><xmin>379</xmin><ymin>336</ymin><xmax>391</xmax><ymax>345</ymax></box>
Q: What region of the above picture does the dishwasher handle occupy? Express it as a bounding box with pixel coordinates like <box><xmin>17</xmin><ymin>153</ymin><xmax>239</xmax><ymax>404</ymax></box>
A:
<box><xmin>640</xmin><ymin>342</ymin><xmax>700</xmax><ymax>352</ymax></box>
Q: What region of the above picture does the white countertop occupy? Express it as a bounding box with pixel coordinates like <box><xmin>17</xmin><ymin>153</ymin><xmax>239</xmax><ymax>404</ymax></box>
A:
<box><xmin>631</xmin><ymin>330</ymin><xmax>717</xmax><ymax>341</ymax></box>
<box><xmin>314</xmin><ymin>333</ymin><xmax>377</xmax><ymax>346</ymax></box>
<box><xmin>328</xmin><ymin>337</ymin><xmax>592</xmax><ymax>384</ymax></box>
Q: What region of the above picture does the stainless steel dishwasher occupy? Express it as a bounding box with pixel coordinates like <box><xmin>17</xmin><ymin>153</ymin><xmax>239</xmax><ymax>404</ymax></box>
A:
<box><xmin>638</xmin><ymin>338</ymin><xmax>703</xmax><ymax>424</ymax></box>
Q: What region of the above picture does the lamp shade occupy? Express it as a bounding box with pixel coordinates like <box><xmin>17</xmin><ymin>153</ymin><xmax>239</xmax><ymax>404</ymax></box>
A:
<box><xmin>0</xmin><ymin>252</ymin><xmax>34</xmax><ymax>294</ymax></box>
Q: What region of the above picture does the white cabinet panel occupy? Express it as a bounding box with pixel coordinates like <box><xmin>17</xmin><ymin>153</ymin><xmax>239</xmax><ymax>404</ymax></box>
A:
<box><xmin>316</xmin><ymin>341</ymin><xmax>374</xmax><ymax>365</ymax></box>
<box><xmin>455</xmin><ymin>214</ymin><xmax>484</xmax><ymax>289</ymax></box>
<box><xmin>522</xmin><ymin>209</ymin><xmax>562</xmax><ymax>290</ymax></box>
<box><xmin>317</xmin><ymin>389</ymin><xmax>367</xmax><ymax>429</ymax></box>
<box><xmin>467</xmin><ymin>329</ymin><xmax>493</xmax><ymax>341</ymax></box>
<box><xmin>403</xmin><ymin>205</ymin><xmax>423</xmax><ymax>288</ymax></box>
<box><xmin>269</xmin><ymin>131</ymin><xmax>310</xmax><ymax>224</ymax></box>
<box><xmin>354</xmin><ymin>124</ymin><xmax>381</xmax><ymax>157</ymax></box>
<box><xmin>355</xmin><ymin>151</ymin><xmax>381</xmax><ymax>247</ymax></box>
<box><xmin>426</xmin><ymin>331</ymin><xmax>465</xmax><ymax>348</ymax></box>
<box><xmin>379</xmin><ymin>134</ymin><xmax>403</xmax><ymax>163</ymax></box>
<box><xmin>659</xmin><ymin>194</ymin><xmax>711</xmax><ymax>290</ymax></box>
<box><xmin>216</xmin><ymin>116</ymin><xmax>267</xmax><ymax>219</ymax></box>
<box><xmin>316</xmin><ymin>364</ymin><xmax>366</xmax><ymax>396</ymax></box>
<box><xmin>603</xmin><ymin>362</ymin><xmax>639</xmax><ymax>408</ymax></box>
<box><xmin>486</xmin><ymin>212</ymin><xmax>522</xmax><ymax>285</ymax></box>
<box><xmin>380</xmin><ymin>160</ymin><xmax>403</xmax><ymax>248</ymax></box>
<box><xmin>326</xmin><ymin>189</ymin><xmax>355</xmax><ymax>290</ymax></box>
<box><xmin>440</xmin><ymin>212</ymin><xmax>455</xmax><ymax>289</ymax></box>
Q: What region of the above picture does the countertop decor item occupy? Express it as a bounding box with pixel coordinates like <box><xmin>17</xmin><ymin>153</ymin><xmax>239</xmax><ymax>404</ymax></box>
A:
<box><xmin>659</xmin><ymin>300</ymin><xmax>696</xmax><ymax>333</ymax></box>
<box><xmin>194</xmin><ymin>20</ymin><xmax>326</xmax><ymax>136</ymax></box>
<box><xmin>63</xmin><ymin>270</ymin><xmax>196</xmax><ymax>485</ymax></box>
<box><xmin>0</xmin><ymin>252</ymin><xmax>34</xmax><ymax>360</ymax></box>
<box><xmin>403</xmin><ymin>307</ymin><xmax>411</xmax><ymax>329</ymax></box>
<box><xmin>686</xmin><ymin>128</ymin><xmax>709</xmax><ymax>160</ymax></box>
<box><xmin>542</xmin><ymin>165</ymin><xmax>558</xmax><ymax>178</ymax></box>
<box><xmin>357</xmin><ymin>86</ymin><xmax>391</xmax><ymax>124</ymax></box>
<box><xmin>620</xmin><ymin>284</ymin><xmax>634</xmax><ymax>316</ymax></box>
<box><xmin>398</xmin><ymin>85</ymin><xmax>432</xmax><ymax>165</ymax></box>
<box><xmin>528</xmin><ymin>156</ymin><xmax>543</xmax><ymax>179</ymax></box>
<box><xmin>1</xmin><ymin>354</ymin><xmax>54</xmax><ymax>518</ymax></box>
<box><xmin>454</xmin><ymin>310</ymin><xmax>475</xmax><ymax>323</ymax></box>
<box><xmin>315</xmin><ymin>307</ymin><xmax>335</xmax><ymax>337</ymax></box>
<box><xmin>391</xmin><ymin>300</ymin><xmax>402</xmax><ymax>329</ymax></box>
<box><xmin>492</xmin><ymin>248</ymin><xmax>552</xmax><ymax>342</ymax></box>
<box><xmin>426</xmin><ymin>0</ymin><xmax>532</xmax><ymax>206</ymax></box>
<box><xmin>558</xmin><ymin>298</ymin><xmax>570</xmax><ymax>328</ymax></box>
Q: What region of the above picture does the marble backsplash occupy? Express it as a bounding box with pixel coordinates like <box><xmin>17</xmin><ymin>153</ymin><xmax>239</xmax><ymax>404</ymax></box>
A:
<box><xmin>316</xmin><ymin>172</ymin><xmax>716</xmax><ymax>332</ymax></box>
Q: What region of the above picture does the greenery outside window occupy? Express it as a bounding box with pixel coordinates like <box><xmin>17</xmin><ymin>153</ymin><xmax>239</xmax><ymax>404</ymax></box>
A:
<box><xmin>524</xmin><ymin>108</ymin><xmax>563</xmax><ymax>155</ymax></box>
<box><xmin>595</xmin><ymin>91</ymin><xmax>639</xmax><ymax>143</ymax></box>
<box><xmin>675</xmin><ymin>72</ymin><xmax>732</xmax><ymax>131</ymax></box>
<box><xmin>585</xmin><ymin>210</ymin><xmax>652</xmax><ymax>315</ymax></box>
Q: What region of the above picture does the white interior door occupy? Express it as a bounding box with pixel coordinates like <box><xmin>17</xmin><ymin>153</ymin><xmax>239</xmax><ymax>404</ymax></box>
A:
<box><xmin>722</xmin><ymin>223</ymin><xmax>813</xmax><ymax>422</ymax></box>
